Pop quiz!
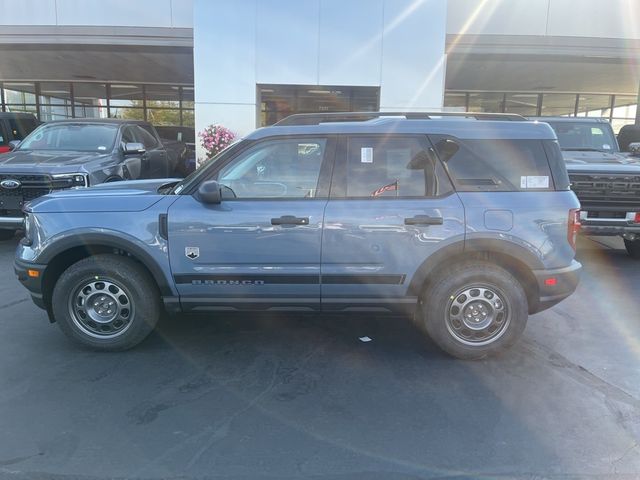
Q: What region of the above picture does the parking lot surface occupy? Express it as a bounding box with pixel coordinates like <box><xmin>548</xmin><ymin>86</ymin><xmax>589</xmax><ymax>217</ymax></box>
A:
<box><xmin>0</xmin><ymin>235</ymin><xmax>639</xmax><ymax>479</ymax></box>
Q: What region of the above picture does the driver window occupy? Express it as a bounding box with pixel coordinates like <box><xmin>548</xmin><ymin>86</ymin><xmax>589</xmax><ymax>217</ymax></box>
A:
<box><xmin>121</xmin><ymin>126</ymin><xmax>136</xmax><ymax>145</ymax></box>
<box><xmin>217</xmin><ymin>138</ymin><xmax>326</xmax><ymax>198</ymax></box>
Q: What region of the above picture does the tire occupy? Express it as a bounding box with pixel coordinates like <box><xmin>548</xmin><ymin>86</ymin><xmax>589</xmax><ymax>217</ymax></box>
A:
<box><xmin>51</xmin><ymin>254</ymin><xmax>161</xmax><ymax>351</ymax></box>
<box><xmin>0</xmin><ymin>230</ymin><xmax>15</xmax><ymax>241</ymax></box>
<box><xmin>419</xmin><ymin>262</ymin><xmax>528</xmax><ymax>360</ymax></box>
<box><xmin>624</xmin><ymin>239</ymin><xmax>640</xmax><ymax>260</ymax></box>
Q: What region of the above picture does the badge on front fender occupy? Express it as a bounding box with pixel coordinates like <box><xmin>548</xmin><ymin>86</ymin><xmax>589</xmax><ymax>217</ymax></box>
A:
<box><xmin>185</xmin><ymin>247</ymin><xmax>200</xmax><ymax>260</ymax></box>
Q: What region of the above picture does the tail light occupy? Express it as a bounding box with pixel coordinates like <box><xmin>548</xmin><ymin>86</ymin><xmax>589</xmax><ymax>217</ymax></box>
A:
<box><xmin>568</xmin><ymin>208</ymin><xmax>581</xmax><ymax>250</ymax></box>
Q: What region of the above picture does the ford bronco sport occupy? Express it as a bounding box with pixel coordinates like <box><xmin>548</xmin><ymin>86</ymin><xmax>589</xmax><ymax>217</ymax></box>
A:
<box><xmin>14</xmin><ymin>112</ymin><xmax>581</xmax><ymax>359</ymax></box>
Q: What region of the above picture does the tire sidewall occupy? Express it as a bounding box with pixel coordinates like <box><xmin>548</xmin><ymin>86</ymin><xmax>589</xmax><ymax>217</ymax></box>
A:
<box><xmin>52</xmin><ymin>255</ymin><xmax>160</xmax><ymax>350</ymax></box>
<box><xmin>423</xmin><ymin>263</ymin><xmax>528</xmax><ymax>360</ymax></box>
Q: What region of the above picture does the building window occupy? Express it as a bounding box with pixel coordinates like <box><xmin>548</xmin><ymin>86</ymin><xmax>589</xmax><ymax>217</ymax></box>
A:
<box><xmin>0</xmin><ymin>81</ymin><xmax>194</xmax><ymax>127</ymax></box>
<box><xmin>2</xmin><ymin>82</ymin><xmax>37</xmax><ymax>115</ymax></box>
<box><xmin>258</xmin><ymin>84</ymin><xmax>381</xmax><ymax>127</ymax></box>
<box><xmin>39</xmin><ymin>82</ymin><xmax>73</xmax><ymax>121</ymax></box>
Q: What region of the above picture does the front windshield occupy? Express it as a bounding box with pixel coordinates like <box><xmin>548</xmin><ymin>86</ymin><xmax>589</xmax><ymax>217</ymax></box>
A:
<box><xmin>545</xmin><ymin>121</ymin><xmax>618</xmax><ymax>152</ymax></box>
<box><xmin>18</xmin><ymin>123</ymin><xmax>118</xmax><ymax>152</ymax></box>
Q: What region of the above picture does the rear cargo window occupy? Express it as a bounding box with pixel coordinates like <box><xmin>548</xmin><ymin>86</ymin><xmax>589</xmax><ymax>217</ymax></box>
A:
<box><xmin>429</xmin><ymin>136</ymin><xmax>554</xmax><ymax>192</ymax></box>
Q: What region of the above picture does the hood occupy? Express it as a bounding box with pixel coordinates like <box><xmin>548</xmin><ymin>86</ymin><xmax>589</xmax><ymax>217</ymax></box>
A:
<box><xmin>563</xmin><ymin>150</ymin><xmax>640</xmax><ymax>174</ymax></box>
<box><xmin>26</xmin><ymin>179</ymin><xmax>180</xmax><ymax>213</ymax></box>
<box><xmin>0</xmin><ymin>150</ymin><xmax>111</xmax><ymax>171</ymax></box>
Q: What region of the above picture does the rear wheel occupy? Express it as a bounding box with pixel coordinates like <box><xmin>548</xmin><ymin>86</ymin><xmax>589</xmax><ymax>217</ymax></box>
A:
<box><xmin>419</xmin><ymin>262</ymin><xmax>528</xmax><ymax>360</ymax></box>
<box><xmin>51</xmin><ymin>254</ymin><xmax>161</xmax><ymax>351</ymax></box>
<box><xmin>0</xmin><ymin>230</ymin><xmax>15</xmax><ymax>241</ymax></box>
<box><xmin>624</xmin><ymin>239</ymin><xmax>640</xmax><ymax>260</ymax></box>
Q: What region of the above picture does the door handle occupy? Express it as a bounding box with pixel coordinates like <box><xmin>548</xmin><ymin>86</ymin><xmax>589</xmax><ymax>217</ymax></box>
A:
<box><xmin>404</xmin><ymin>215</ymin><xmax>443</xmax><ymax>226</ymax></box>
<box><xmin>271</xmin><ymin>215</ymin><xmax>310</xmax><ymax>226</ymax></box>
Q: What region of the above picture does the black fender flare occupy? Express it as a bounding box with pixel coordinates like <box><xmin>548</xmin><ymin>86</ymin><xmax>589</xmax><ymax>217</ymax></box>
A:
<box><xmin>37</xmin><ymin>230</ymin><xmax>175</xmax><ymax>297</ymax></box>
<box><xmin>408</xmin><ymin>237</ymin><xmax>544</xmax><ymax>296</ymax></box>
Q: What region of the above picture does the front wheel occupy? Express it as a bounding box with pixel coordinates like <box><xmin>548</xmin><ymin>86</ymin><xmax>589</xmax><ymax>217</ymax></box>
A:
<box><xmin>624</xmin><ymin>239</ymin><xmax>640</xmax><ymax>260</ymax></box>
<box><xmin>51</xmin><ymin>254</ymin><xmax>161</xmax><ymax>351</ymax></box>
<box><xmin>419</xmin><ymin>262</ymin><xmax>528</xmax><ymax>360</ymax></box>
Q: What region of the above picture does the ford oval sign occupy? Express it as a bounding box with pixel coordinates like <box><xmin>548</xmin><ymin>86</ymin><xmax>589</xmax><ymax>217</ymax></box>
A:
<box><xmin>0</xmin><ymin>179</ymin><xmax>21</xmax><ymax>190</ymax></box>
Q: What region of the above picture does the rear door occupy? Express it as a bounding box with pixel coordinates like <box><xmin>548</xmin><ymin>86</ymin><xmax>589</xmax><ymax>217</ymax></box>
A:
<box><xmin>168</xmin><ymin>136</ymin><xmax>335</xmax><ymax>311</ymax></box>
<box><xmin>321</xmin><ymin>134</ymin><xmax>465</xmax><ymax>312</ymax></box>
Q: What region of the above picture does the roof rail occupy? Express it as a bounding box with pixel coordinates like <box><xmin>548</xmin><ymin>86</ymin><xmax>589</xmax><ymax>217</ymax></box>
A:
<box><xmin>274</xmin><ymin>111</ymin><xmax>526</xmax><ymax>126</ymax></box>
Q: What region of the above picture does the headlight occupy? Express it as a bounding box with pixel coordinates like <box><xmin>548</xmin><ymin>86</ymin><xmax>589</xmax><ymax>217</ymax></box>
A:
<box><xmin>22</xmin><ymin>213</ymin><xmax>33</xmax><ymax>246</ymax></box>
<box><xmin>51</xmin><ymin>173</ymin><xmax>89</xmax><ymax>189</ymax></box>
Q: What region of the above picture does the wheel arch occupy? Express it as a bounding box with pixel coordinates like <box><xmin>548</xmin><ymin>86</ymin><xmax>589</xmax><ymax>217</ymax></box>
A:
<box><xmin>408</xmin><ymin>239</ymin><xmax>542</xmax><ymax>314</ymax></box>
<box><xmin>39</xmin><ymin>232</ymin><xmax>174</xmax><ymax>316</ymax></box>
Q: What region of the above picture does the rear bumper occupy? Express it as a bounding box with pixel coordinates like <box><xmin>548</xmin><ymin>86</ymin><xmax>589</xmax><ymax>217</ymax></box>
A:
<box><xmin>0</xmin><ymin>216</ymin><xmax>24</xmax><ymax>229</ymax></box>
<box><xmin>531</xmin><ymin>260</ymin><xmax>582</xmax><ymax>314</ymax></box>
<box><xmin>14</xmin><ymin>258</ymin><xmax>46</xmax><ymax>310</ymax></box>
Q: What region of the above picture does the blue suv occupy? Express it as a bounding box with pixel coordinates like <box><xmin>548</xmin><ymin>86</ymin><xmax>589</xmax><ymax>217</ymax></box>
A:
<box><xmin>14</xmin><ymin>112</ymin><xmax>581</xmax><ymax>359</ymax></box>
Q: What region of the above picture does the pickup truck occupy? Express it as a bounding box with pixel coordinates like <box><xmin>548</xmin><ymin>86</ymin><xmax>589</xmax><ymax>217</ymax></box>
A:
<box><xmin>532</xmin><ymin>117</ymin><xmax>640</xmax><ymax>259</ymax></box>
<box><xmin>0</xmin><ymin>119</ymin><xmax>170</xmax><ymax>240</ymax></box>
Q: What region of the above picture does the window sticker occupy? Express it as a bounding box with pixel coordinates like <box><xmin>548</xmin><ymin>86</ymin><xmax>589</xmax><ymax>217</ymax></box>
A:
<box><xmin>98</xmin><ymin>146</ymin><xmax>107</xmax><ymax>151</ymax></box>
<box><xmin>602</xmin><ymin>144</ymin><xmax>611</xmax><ymax>150</ymax></box>
<box><xmin>361</xmin><ymin>147</ymin><xmax>373</xmax><ymax>163</ymax></box>
<box><xmin>520</xmin><ymin>175</ymin><xmax>549</xmax><ymax>189</ymax></box>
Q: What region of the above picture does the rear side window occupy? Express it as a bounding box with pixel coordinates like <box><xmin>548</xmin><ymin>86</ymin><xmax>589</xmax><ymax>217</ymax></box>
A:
<box><xmin>8</xmin><ymin>117</ymin><xmax>37</xmax><ymax>140</ymax></box>
<box><xmin>430</xmin><ymin>136</ymin><xmax>553</xmax><ymax>192</ymax></box>
<box><xmin>344</xmin><ymin>135</ymin><xmax>453</xmax><ymax>198</ymax></box>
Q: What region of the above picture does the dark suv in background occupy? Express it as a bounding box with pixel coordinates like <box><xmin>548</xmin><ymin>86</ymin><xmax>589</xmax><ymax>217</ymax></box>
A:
<box><xmin>0</xmin><ymin>112</ymin><xmax>39</xmax><ymax>153</ymax></box>
<box><xmin>0</xmin><ymin>119</ymin><xmax>170</xmax><ymax>240</ymax></box>
<box><xmin>532</xmin><ymin>117</ymin><xmax>640</xmax><ymax>258</ymax></box>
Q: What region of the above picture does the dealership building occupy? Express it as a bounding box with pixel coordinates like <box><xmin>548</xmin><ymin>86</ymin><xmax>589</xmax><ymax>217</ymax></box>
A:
<box><xmin>1</xmin><ymin>0</ymin><xmax>638</xmax><ymax>153</ymax></box>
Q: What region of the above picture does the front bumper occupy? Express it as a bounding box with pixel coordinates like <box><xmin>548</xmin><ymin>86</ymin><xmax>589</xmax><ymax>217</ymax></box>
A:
<box><xmin>531</xmin><ymin>260</ymin><xmax>582</xmax><ymax>314</ymax></box>
<box><xmin>0</xmin><ymin>216</ymin><xmax>24</xmax><ymax>230</ymax></box>
<box><xmin>579</xmin><ymin>211</ymin><xmax>640</xmax><ymax>237</ymax></box>
<box><xmin>14</xmin><ymin>258</ymin><xmax>47</xmax><ymax>310</ymax></box>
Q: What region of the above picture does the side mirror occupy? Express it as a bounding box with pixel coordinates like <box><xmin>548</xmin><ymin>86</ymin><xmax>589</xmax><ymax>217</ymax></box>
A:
<box><xmin>197</xmin><ymin>180</ymin><xmax>222</xmax><ymax>204</ymax></box>
<box><xmin>8</xmin><ymin>140</ymin><xmax>20</xmax><ymax>151</ymax></box>
<box><xmin>123</xmin><ymin>142</ymin><xmax>145</xmax><ymax>155</ymax></box>
<box><xmin>629</xmin><ymin>142</ymin><xmax>640</xmax><ymax>157</ymax></box>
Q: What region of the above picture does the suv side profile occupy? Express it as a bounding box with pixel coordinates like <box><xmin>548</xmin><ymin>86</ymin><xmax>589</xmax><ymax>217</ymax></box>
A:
<box><xmin>14</xmin><ymin>112</ymin><xmax>582</xmax><ymax>359</ymax></box>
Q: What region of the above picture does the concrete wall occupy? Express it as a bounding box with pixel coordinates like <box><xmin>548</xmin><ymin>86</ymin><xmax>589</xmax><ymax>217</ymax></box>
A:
<box><xmin>0</xmin><ymin>0</ymin><xmax>193</xmax><ymax>27</ymax></box>
<box><xmin>194</xmin><ymin>0</ymin><xmax>447</xmax><ymax>145</ymax></box>
<box><xmin>447</xmin><ymin>0</ymin><xmax>640</xmax><ymax>39</ymax></box>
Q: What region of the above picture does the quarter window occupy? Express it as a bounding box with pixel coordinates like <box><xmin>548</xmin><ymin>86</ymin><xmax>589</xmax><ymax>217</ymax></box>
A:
<box><xmin>345</xmin><ymin>136</ymin><xmax>450</xmax><ymax>198</ymax></box>
<box><xmin>217</xmin><ymin>138</ymin><xmax>326</xmax><ymax>199</ymax></box>
<box><xmin>430</xmin><ymin>136</ymin><xmax>553</xmax><ymax>192</ymax></box>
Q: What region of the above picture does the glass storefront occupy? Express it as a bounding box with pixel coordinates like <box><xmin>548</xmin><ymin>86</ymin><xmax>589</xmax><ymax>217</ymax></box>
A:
<box><xmin>258</xmin><ymin>84</ymin><xmax>380</xmax><ymax>126</ymax></box>
<box><xmin>0</xmin><ymin>81</ymin><xmax>194</xmax><ymax>127</ymax></box>
<box><xmin>444</xmin><ymin>90</ymin><xmax>638</xmax><ymax>133</ymax></box>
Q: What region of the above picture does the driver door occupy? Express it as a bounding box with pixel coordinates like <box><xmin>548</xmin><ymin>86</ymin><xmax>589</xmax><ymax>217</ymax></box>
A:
<box><xmin>168</xmin><ymin>136</ymin><xmax>335</xmax><ymax>311</ymax></box>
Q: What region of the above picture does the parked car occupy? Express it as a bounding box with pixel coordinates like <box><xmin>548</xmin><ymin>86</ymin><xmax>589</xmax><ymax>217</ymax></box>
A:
<box><xmin>0</xmin><ymin>112</ymin><xmax>39</xmax><ymax>153</ymax></box>
<box><xmin>155</xmin><ymin>125</ymin><xmax>196</xmax><ymax>177</ymax></box>
<box><xmin>14</xmin><ymin>112</ymin><xmax>581</xmax><ymax>359</ymax></box>
<box><xmin>531</xmin><ymin>117</ymin><xmax>640</xmax><ymax>258</ymax></box>
<box><xmin>0</xmin><ymin>119</ymin><xmax>170</xmax><ymax>240</ymax></box>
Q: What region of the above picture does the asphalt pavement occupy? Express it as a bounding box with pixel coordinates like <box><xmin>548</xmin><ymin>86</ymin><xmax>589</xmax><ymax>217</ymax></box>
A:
<box><xmin>0</xmin><ymin>234</ymin><xmax>639</xmax><ymax>479</ymax></box>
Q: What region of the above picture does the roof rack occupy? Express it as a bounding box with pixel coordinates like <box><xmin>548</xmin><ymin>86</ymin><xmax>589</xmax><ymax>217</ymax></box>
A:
<box><xmin>274</xmin><ymin>111</ymin><xmax>526</xmax><ymax>126</ymax></box>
